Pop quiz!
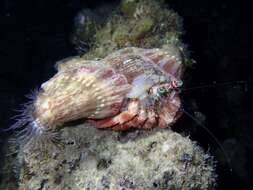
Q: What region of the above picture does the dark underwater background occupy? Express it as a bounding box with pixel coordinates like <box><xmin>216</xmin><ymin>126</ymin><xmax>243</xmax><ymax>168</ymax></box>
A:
<box><xmin>0</xmin><ymin>0</ymin><xmax>252</xmax><ymax>189</ymax></box>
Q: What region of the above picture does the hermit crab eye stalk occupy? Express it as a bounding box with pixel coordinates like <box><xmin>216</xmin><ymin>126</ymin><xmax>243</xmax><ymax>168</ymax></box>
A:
<box><xmin>172</xmin><ymin>79</ymin><xmax>183</xmax><ymax>88</ymax></box>
<box><xmin>157</xmin><ymin>87</ymin><xmax>167</xmax><ymax>94</ymax></box>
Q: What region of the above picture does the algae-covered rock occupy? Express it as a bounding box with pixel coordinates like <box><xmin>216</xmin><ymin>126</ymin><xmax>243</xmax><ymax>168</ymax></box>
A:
<box><xmin>0</xmin><ymin>138</ymin><xmax>19</xmax><ymax>190</ymax></box>
<box><xmin>19</xmin><ymin>123</ymin><xmax>216</xmax><ymax>190</ymax></box>
<box><xmin>73</xmin><ymin>0</ymin><xmax>190</xmax><ymax>63</ymax></box>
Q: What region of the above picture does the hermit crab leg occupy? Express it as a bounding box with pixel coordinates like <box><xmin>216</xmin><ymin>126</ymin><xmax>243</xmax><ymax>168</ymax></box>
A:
<box><xmin>143</xmin><ymin>108</ymin><xmax>158</xmax><ymax>129</ymax></box>
<box><xmin>134</xmin><ymin>108</ymin><xmax>148</xmax><ymax>128</ymax></box>
<box><xmin>92</xmin><ymin>99</ymin><xmax>139</xmax><ymax>129</ymax></box>
<box><xmin>114</xmin><ymin>106</ymin><xmax>148</xmax><ymax>130</ymax></box>
<box><xmin>158</xmin><ymin>106</ymin><xmax>174</xmax><ymax>128</ymax></box>
<box><xmin>157</xmin><ymin>96</ymin><xmax>181</xmax><ymax>128</ymax></box>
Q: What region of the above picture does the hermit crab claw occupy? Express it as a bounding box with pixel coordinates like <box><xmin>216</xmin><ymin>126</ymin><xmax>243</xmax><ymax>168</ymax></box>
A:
<box><xmin>91</xmin><ymin>99</ymin><xmax>139</xmax><ymax>130</ymax></box>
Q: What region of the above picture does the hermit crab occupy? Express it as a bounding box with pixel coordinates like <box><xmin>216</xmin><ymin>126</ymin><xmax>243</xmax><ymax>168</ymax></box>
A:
<box><xmin>11</xmin><ymin>45</ymin><xmax>184</xmax><ymax>146</ymax></box>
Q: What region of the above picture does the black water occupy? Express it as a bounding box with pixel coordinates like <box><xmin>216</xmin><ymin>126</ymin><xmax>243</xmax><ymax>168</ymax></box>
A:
<box><xmin>0</xmin><ymin>0</ymin><xmax>252</xmax><ymax>189</ymax></box>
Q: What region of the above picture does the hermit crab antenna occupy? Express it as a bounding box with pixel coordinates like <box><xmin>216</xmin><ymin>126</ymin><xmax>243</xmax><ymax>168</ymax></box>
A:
<box><xmin>180</xmin><ymin>107</ymin><xmax>233</xmax><ymax>172</ymax></box>
<box><xmin>181</xmin><ymin>80</ymin><xmax>249</xmax><ymax>92</ymax></box>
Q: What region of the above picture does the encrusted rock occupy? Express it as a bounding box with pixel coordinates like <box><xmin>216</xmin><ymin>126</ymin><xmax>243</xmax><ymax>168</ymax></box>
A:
<box><xmin>19</xmin><ymin>123</ymin><xmax>216</xmax><ymax>190</ymax></box>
